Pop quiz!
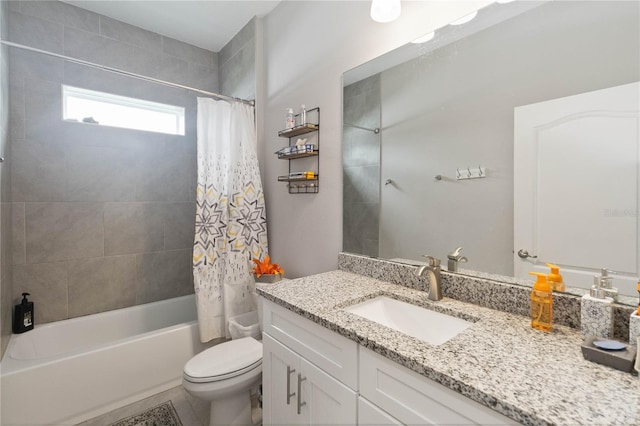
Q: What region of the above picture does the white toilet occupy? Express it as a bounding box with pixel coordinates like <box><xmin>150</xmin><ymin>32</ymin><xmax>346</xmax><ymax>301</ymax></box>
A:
<box><xmin>183</xmin><ymin>313</ymin><xmax>262</xmax><ymax>426</ymax></box>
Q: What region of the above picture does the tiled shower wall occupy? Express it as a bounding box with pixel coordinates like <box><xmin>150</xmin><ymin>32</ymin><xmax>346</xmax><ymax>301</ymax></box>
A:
<box><xmin>342</xmin><ymin>75</ymin><xmax>381</xmax><ymax>257</ymax></box>
<box><xmin>219</xmin><ymin>18</ymin><xmax>256</xmax><ymax>100</ymax></box>
<box><xmin>6</xmin><ymin>0</ymin><xmax>219</xmax><ymax>324</ymax></box>
<box><xmin>1</xmin><ymin>0</ymin><xmax>14</xmax><ymax>356</ymax></box>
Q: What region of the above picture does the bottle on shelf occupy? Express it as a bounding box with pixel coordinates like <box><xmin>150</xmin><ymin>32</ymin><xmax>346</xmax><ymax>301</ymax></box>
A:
<box><xmin>285</xmin><ymin>108</ymin><xmax>295</xmax><ymax>129</ymax></box>
<box><xmin>299</xmin><ymin>104</ymin><xmax>307</xmax><ymax>126</ymax></box>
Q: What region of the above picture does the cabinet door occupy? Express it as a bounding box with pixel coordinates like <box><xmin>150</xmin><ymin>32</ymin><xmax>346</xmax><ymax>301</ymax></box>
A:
<box><xmin>263</xmin><ymin>334</ymin><xmax>303</xmax><ymax>425</ymax></box>
<box><xmin>300</xmin><ymin>358</ymin><xmax>357</xmax><ymax>425</ymax></box>
<box><xmin>358</xmin><ymin>397</ymin><xmax>403</xmax><ymax>425</ymax></box>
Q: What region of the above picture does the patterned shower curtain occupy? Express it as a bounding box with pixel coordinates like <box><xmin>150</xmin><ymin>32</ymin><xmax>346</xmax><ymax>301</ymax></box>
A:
<box><xmin>193</xmin><ymin>98</ymin><xmax>268</xmax><ymax>343</ymax></box>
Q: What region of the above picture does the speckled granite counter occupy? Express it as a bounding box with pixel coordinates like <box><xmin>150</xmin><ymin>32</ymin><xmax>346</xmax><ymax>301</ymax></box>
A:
<box><xmin>256</xmin><ymin>270</ymin><xmax>639</xmax><ymax>426</ymax></box>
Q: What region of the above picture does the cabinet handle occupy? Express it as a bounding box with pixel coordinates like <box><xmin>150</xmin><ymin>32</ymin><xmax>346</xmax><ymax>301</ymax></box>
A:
<box><xmin>297</xmin><ymin>373</ymin><xmax>307</xmax><ymax>415</ymax></box>
<box><xmin>286</xmin><ymin>366</ymin><xmax>296</xmax><ymax>405</ymax></box>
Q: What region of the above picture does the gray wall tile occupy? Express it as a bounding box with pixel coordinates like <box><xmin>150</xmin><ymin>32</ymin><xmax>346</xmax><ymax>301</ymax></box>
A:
<box><xmin>7</xmin><ymin>1</ymin><xmax>20</xmax><ymax>13</ymax></box>
<box><xmin>66</xmin><ymin>143</ymin><xmax>137</xmax><ymax>202</ymax></box>
<box><xmin>26</xmin><ymin>203</ymin><xmax>104</xmax><ymax>263</ymax></box>
<box><xmin>136</xmin><ymin>249</ymin><xmax>193</xmax><ymax>304</ymax></box>
<box><xmin>219</xmin><ymin>18</ymin><xmax>255</xmax><ymax>67</ymax></box>
<box><xmin>9</xmin><ymin>48</ymin><xmax>64</xmax><ymax>85</ymax></box>
<box><xmin>11</xmin><ymin>140</ymin><xmax>67</xmax><ymax>202</ymax></box>
<box><xmin>162</xmin><ymin>36</ymin><xmax>215</xmax><ymax>67</ymax></box>
<box><xmin>165</xmin><ymin>202</ymin><xmax>196</xmax><ymax>250</ymax></box>
<box><xmin>219</xmin><ymin>39</ymin><xmax>255</xmax><ymax>100</ymax></box>
<box><xmin>104</xmin><ymin>202</ymin><xmax>165</xmax><ymax>255</ymax></box>
<box><xmin>68</xmin><ymin>255</ymin><xmax>136</xmax><ymax>317</ymax></box>
<box><xmin>99</xmin><ymin>16</ymin><xmax>161</xmax><ymax>51</ymax></box>
<box><xmin>12</xmin><ymin>202</ymin><xmax>25</xmax><ymax>265</ymax></box>
<box><xmin>0</xmin><ymin>0</ymin><xmax>10</xmax><ymax>358</ymax></box>
<box><xmin>8</xmin><ymin>73</ymin><xmax>24</xmax><ymax>141</ymax></box>
<box><xmin>24</xmin><ymin>76</ymin><xmax>62</xmax><ymax>144</ymax></box>
<box><xmin>5</xmin><ymin>2</ymin><xmax>204</xmax><ymax>324</ymax></box>
<box><xmin>64</xmin><ymin>26</ymin><xmax>133</xmax><ymax>70</ymax></box>
<box><xmin>8</xmin><ymin>11</ymin><xmax>63</xmax><ymax>53</ymax></box>
<box><xmin>20</xmin><ymin>0</ymin><xmax>99</xmax><ymax>33</ymax></box>
<box><xmin>187</xmin><ymin>62</ymin><xmax>218</xmax><ymax>93</ymax></box>
<box><xmin>135</xmin><ymin>151</ymin><xmax>191</xmax><ymax>202</ymax></box>
<box><xmin>13</xmin><ymin>262</ymin><xmax>68</xmax><ymax>323</ymax></box>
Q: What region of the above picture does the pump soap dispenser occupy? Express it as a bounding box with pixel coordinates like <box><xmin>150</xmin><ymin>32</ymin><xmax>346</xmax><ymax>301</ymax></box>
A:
<box><xmin>546</xmin><ymin>263</ymin><xmax>565</xmax><ymax>292</ymax></box>
<box><xmin>529</xmin><ymin>272</ymin><xmax>552</xmax><ymax>332</ymax></box>
<box><xmin>599</xmin><ymin>268</ymin><xmax>619</xmax><ymax>302</ymax></box>
<box><xmin>13</xmin><ymin>293</ymin><xmax>34</xmax><ymax>334</ymax></box>
<box><xmin>581</xmin><ymin>276</ymin><xmax>614</xmax><ymax>339</ymax></box>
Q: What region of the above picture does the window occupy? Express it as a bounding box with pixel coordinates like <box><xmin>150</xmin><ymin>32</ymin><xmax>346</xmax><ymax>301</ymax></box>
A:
<box><xmin>62</xmin><ymin>85</ymin><xmax>185</xmax><ymax>135</ymax></box>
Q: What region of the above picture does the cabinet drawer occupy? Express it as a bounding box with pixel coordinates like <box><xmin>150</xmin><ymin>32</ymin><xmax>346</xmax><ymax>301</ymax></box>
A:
<box><xmin>262</xmin><ymin>298</ymin><xmax>358</xmax><ymax>389</ymax></box>
<box><xmin>359</xmin><ymin>348</ymin><xmax>516</xmax><ymax>425</ymax></box>
<box><xmin>358</xmin><ymin>397</ymin><xmax>402</xmax><ymax>425</ymax></box>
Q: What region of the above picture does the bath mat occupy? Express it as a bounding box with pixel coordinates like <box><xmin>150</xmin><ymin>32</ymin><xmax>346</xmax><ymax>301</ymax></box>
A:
<box><xmin>109</xmin><ymin>401</ymin><xmax>183</xmax><ymax>426</ymax></box>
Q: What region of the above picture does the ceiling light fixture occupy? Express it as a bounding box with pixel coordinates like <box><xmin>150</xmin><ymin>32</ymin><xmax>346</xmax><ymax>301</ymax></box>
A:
<box><xmin>449</xmin><ymin>11</ymin><xmax>478</xmax><ymax>26</ymax></box>
<box><xmin>371</xmin><ymin>0</ymin><xmax>401</xmax><ymax>23</ymax></box>
<box><xmin>411</xmin><ymin>31</ymin><xmax>435</xmax><ymax>44</ymax></box>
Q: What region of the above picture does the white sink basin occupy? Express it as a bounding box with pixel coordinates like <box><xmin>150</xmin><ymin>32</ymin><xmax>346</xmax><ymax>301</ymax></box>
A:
<box><xmin>343</xmin><ymin>296</ymin><xmax>472</xmax><ymax>346</ymax></box>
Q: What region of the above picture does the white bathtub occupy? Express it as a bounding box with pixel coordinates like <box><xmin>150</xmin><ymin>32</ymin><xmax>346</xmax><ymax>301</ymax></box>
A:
<box><xmin>1</xmin><ymin>294</ymin><xmax>210</xmax><ymax>425</ymax></box>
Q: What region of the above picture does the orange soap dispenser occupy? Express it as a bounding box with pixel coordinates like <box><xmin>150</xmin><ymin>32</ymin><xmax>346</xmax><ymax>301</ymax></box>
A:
<box><xmin>529</xmin><ymin>272</ymin><xmax>553</xmax><ymax>332</ymax></box>
<box><xmin>546</xmin><ymin>263</ymin><xmax>565</xmax><ymax>292</ymax></box>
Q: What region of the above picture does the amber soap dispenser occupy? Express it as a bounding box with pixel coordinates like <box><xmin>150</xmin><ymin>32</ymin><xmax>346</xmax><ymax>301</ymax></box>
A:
<box><xmin>529</xmin><ymin>272</ymin><xmax>552</xmax><ymax>331</ymax></box>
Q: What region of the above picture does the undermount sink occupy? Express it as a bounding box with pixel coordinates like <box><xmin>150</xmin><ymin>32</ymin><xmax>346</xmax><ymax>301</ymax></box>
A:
<box><xmin>343</xmin><ymin>296</ymin><xmax>472</xmax><ymax>346</ymax></box>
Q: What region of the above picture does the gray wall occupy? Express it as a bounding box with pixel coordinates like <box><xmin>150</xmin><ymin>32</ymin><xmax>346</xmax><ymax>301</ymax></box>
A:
<box><xmin>343</xmin><ymin>75</ymin><xmax>380</xmax><ymax>257</ymax></box>
<box><xmin>5</xmin><ymin>0</ymin><xmax>218</xmax><ymax>324</ymax></box>
<box><xmin>219</xmin><ymin>18</ymin><xmax>255</xmax><ymax>100</ymax></box>
<box><xmin>1</xmin><ymin>0</ymin><xmax>13</xmax><ymax>357</ymax></box>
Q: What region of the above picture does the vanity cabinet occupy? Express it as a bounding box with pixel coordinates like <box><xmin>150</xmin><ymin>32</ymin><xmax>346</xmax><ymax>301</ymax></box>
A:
<box><xmin>261</xmin><ymin>298</ymin><xmax>516</xmax><ymax>426</ymax></box>
<box><xmin>359</xmin><ymin>347</ymin><xmax>515</xmax><ymax>425</ymax></box>
<box><xmin>262</xmin><ymin>299</ymin><xmax>358</xmax><ymax>425</ymax></box>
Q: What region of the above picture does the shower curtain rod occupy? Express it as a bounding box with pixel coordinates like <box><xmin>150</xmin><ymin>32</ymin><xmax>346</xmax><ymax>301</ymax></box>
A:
<box><xmin>0</xmin><ymin>39</ymin><xmax>255</xmax><ymax>107</ymax></box>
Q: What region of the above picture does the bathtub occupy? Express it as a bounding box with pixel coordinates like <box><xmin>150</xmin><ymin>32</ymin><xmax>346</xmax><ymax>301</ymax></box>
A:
<box><xmin>1</xmin><ymin>294</ymin><xmax>211</xmax><ymax>425</ymax></box>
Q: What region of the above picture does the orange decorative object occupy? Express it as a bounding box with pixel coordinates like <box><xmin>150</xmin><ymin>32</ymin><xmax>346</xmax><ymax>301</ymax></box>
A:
<box><xmin>252</xmin><ymin>255</ymin><xmax>284</xmax><ymax>277</ymax></box>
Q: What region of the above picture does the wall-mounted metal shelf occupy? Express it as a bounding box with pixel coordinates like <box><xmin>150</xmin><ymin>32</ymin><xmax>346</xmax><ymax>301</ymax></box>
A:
<box><xmin>277</xmin><ymin>123</ymin><xmax>319</xmax><ymax>138</ymax></box>
<box><xmin>276</xmin><ymin>107</ymin><xmax>320</xmax><ymax>194</ymax></box>
<box><xmin>277</xmin><ymin>150</ymin><xmax>319</xmax><ymax>160</ymax></box>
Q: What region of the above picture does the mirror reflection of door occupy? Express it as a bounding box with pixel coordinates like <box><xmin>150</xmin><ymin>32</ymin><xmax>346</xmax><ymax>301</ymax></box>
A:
<box><xmin>514</xmin><ymin>82</ymin><xmax>640</xmax><ymax>295</ymax></box>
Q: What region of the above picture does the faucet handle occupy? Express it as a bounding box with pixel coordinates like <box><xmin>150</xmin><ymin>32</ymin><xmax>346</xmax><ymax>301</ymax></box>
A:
<box><xmin>448</xmin><ymin>247</ymin><xmax>463</xmax><ymax>259</ymax></box>
<box><xmin>421</xmin><ymin>255</ymin><xmax>441</xmax><ymax>267</ymax></box>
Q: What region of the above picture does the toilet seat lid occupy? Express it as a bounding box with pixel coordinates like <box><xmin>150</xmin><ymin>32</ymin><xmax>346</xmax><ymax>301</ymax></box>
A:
<box><xmin>184</xmin><ymin>337</ymin><xmax>262</xmax><ymax>383</ymax></box>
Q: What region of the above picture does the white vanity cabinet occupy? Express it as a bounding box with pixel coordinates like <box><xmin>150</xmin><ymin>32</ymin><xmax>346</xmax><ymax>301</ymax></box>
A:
<box><xmin>262</xmin><ymin>299</ymin><xmax>358</xmax><ymax>425</ymax></box>
<box><xmin>359</xmin><ymin>347</ymin><xmax>516</xmax><ymax>425</ymax></box>
<box><xmin>261</xmin><ymin>298</ymin><xmax>516</xmax><ymax>426</ymax></box>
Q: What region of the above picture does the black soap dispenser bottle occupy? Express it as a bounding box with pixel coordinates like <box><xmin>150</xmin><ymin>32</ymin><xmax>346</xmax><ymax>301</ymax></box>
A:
<box><xmin>13</xmin><ymin>293</ymin><xmax>34</xmax><ymax>333</ymax></box>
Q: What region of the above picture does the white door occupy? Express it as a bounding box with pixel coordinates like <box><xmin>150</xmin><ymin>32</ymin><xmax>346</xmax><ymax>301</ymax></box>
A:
<box><xmin>300</xmin><ymin>358</ymin><xmax>357</xmax><ymax>425</ymax></box>
<box><xmin>514</xmin><ymin>82</ymin><xmax>640</xmax><ymax>295</ymax></box>
<box><xmin>262</xmin><ymin>334</ymin><xmax>302</xmax><ymax>425</ymax></box>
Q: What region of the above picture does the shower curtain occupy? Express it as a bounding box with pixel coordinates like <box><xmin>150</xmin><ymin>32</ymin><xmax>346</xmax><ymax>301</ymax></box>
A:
<box><xmin>193</xmin><ymin>98</ymin><xmax>268</xmax><ymax>342</ymax></box>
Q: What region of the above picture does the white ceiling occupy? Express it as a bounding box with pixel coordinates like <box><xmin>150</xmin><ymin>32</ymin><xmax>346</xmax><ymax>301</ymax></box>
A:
<box><xmin>62</xmin><ymin>1</ymin><xmax>281</xmax><ymax>52</ymax></box>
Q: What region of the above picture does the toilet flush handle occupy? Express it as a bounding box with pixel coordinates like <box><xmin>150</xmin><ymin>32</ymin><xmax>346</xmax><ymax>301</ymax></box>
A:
<box><xmin>286</xmin><ymin>366</ymin><xmax>296</xmax><ymax>405</ymax></box>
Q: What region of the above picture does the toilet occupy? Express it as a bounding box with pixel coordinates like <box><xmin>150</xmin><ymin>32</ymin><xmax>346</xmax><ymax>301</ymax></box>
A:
<box><xmin>183</xmin><ymin>313</ymin><xmax>263</xmax><ymax>426</ymax></box>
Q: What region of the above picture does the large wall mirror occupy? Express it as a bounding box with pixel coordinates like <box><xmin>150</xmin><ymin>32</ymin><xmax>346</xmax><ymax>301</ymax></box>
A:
<box><xmin>342</xmin><ymin>0</ymin><xmax>640</xmax><ymax>302</ymax></box>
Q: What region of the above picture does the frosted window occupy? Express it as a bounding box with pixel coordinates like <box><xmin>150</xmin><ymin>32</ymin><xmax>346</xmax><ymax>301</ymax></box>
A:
<box><xmin>62</xmin><ymin>85</ymin><xmax>185</xmax><ymax>135</ymax></box>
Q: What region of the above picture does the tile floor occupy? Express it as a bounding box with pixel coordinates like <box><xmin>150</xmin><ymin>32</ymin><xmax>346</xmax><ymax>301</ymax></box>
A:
<box><xmin>76</xmin><ymin>385</ymin><xmax>262</xmax><ymax>426</ymax></box>
<box><xmin>76</xmin><ymin>386</ymin><xmax>209</xmax><ymax>426</ymax></box>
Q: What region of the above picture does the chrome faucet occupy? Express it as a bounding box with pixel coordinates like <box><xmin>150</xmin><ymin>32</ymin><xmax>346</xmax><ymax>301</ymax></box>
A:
<box><xmin>447</xmin><ymin>247</ymin><xmax>468</xmax><ymax>272</ymax></box>
<box><xmin>416</xmin><ymin>255</ymin><xmax>443</xmax><ymax>301</ymax></box>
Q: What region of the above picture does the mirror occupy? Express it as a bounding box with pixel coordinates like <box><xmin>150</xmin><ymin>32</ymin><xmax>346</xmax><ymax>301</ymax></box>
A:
<box><xmin>342</xmin><ymin>0</ymin><xmax>640</xmax><ymax>303</ymax></box>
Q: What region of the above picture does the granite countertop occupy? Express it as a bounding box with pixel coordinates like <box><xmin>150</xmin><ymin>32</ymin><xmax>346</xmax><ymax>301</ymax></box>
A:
<box><xmin>256</xmin><ymin>270</ymin><xmax>639</xmax><ymax>426</ymax></box>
